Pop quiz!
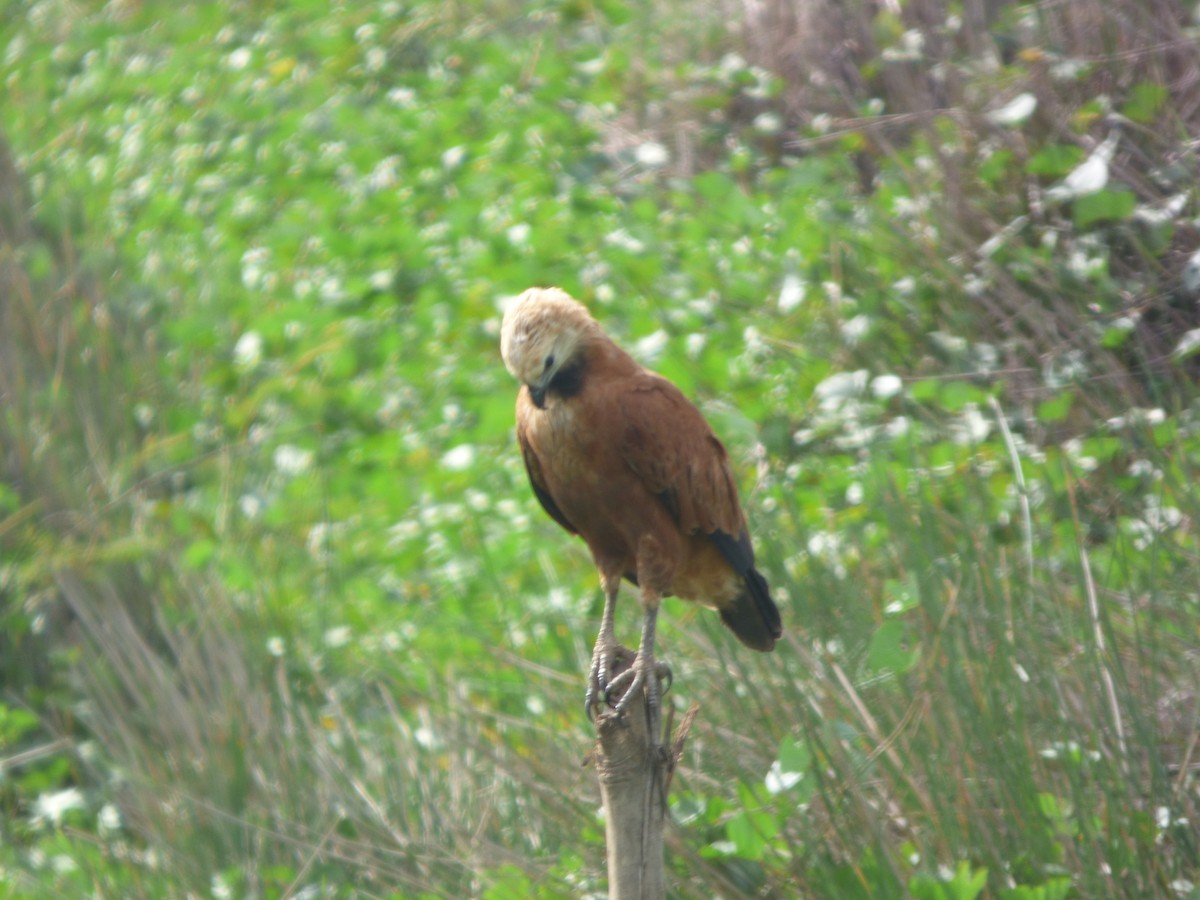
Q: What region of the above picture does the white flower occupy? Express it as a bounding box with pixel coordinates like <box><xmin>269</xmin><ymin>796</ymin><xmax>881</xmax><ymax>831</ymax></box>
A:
<box><xmin>743</xmin><ymin>325</ymin><xmax>766</xmax><ymax>354</ymax></box>
<box><xmin>440</xmin><ymin>444</ymin><xmax>475</xmax><ymax>471</ymax></box>
<box><xmin>306</xmin><ymin>522</ymin><xmax>330</xmax><ymax>557</ymax></box>
<box><xmin>318</xmin><ymin>275</ymin><xmax>343</xmax><ymax>304</ymax></box>
<box><xmin>225</xmin><ymin>47</ymin><xmax>252</xmax><ymax>71</ymax></box>
<box><xmin>634</xmin><ymin>329</ymin><xmax>668</xmax><ymax>362</ymax></box>
<box><xmin>387</xmin><ymin>86</ymin><xmax>416</xmax><ymax>107</ymax></box>
<box><xmin>765</xmin><ymin>759</ymin><xmax>804</xmax><ymax>794</ymax></box>
<box><xmin>388</xmin><ymin>519</ymin><xmax>420</xmax><ymax>545</ymax></box>
<box><xmin>987</xmin><ymin>92</ymin><xmax>1037</xmax><ymax>126</ymax></box>
<box><xmin>32</xmin><ymin>788</ymin><xmax>84</xmax><ymax>826</ymax></box>
<box><xmin>577</xmin><ymin>56</ymin><xmax>606</xmax><ymax>76</ymax></box>
<box><xmin>52</xmin><ymin>856</ymin><xmax>77</xmax><ymax>875</ymax></box>
<box><xmin>882</xmin><ymin>29</ymin><xmax>924</xmax><ymax>61</ymax></box>
<box><xmin>841</xmin><ymin>314</ymin><xmax>871</xmax><ymax>344</ymax></box>
<box><xmin>871</xmin><ymin>374</ymin><xmax>903</xmax><ymax>399</ymax></box>
<box><xmin>1181</xmin><ymin>248</ymin><xmax>1200</xmax><ymax>298</ymax></box>
<box><xmin>324</xmin><ymin>626</ymin><xmax>352</xmax><ymax>648</ymax></box>
<box><xmin>718</xmin><ymin>53</ymin><xmax>747</xmax><ymax>79</ymax></box>
<box><xmin>813</xmin><ymin>370</ymin><xmax>868</xmax><ymax>409</ymax></box>
<box><xmin>367</xmin><ymin>156</ymin><xmax>400</xmax><ymax>191</ymax></box>
<box><xmin>753</xmin><ymin>112</ymin><xmax>782</xmax><ymax>134</ymax></box>
<box><xmin>441</xmin><ymin>145</ymin><xmax>466</xmax><ymax>169</ymax></box>
<box><xmin>1047</xmin><ymin>132</ymin><xmax>1119</xmax><ymax>200</ymax></box>
<box><xmin>778</xmin><ymin>274</ymin><xmax>805</xmax><ymax>313</ymax></box>
<box><xmin>274</xmin><ymin>444</ymin><xmax>314</xmax><ymax>476</ymax></box>
<box><xmin>1173</xmin><ymin>328</ymin><xmax>1200</xmax><ymax>360</ymax></box>
<box><xmin>953</xmin><ymin>403</ymin><xmax>992</xmax><ymax>445</ymax></box>
<box><xmin>525</xmin><ymin>695</ymin><xmax>546</xmax><ymax>715</ymax></box>
<box><xmin>605</xmin><ymin>228</ymin><xmax>645</xmax><ymax>253</ymax></box>
<box><xmin>634</xmin><ymin>141</ymin><xmax>669</xmax><ymax>168</ymax></box>
<box><xmin>238</xmin><ymin>493</ymin><xmax>264</xmax><ymax>519</ymax></box>
<box><xmin>506</xmin><ymin>222</ymin><xmax>531</xmax><ymax>245</ymax></box>
<box><xmin>98</xmin><ymin>803</ymin><xmax>122</xmax><ymax>833</ymax></box>
<box><xmin>266</xmin><ymin>636</ymin><xmax>285</xmax><ymax>657</ymax></box>
<box><xmin>233</xmin><ymin>331</ymin><xmax>263</xmax><ymax>369</ymax></box>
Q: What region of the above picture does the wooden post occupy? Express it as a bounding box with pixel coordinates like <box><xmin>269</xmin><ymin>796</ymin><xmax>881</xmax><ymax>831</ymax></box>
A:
<box><xmin>594</xmin><ymin>702</ymin><xmax>667</xmax><ymax>899</ymax></box>
<box><xmin>593</xmin><ymin>667</ymin><xmax>699</xmax><ymax>900</ymax></box>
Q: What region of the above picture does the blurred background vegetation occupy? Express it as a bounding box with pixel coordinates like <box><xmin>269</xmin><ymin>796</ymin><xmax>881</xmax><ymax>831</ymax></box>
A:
<box><xmin>2</xmin><ymin>0</ymin><xmax>1199</xmax><ymax>896</ymax></box>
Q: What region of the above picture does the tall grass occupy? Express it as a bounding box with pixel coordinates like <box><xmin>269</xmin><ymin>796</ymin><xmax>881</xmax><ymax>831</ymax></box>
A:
<box><xmin>737</xmin><ymin>0</ymin><xmax>1200</xmax><ymax>409</ymax></box>
<box><xmin>651</xmin><ymin>396</ymin><xmax>1199</xmax><ymax>896</ymax></box>
<box><xmin>2</xmin><ymin>0</ymin><xmax>1199</xmax><ymax>897</ymax></box>
<box><xmin>0</xmin><ymin>130</ymin><xmax>581</xmax><ymax>895</ymax></box>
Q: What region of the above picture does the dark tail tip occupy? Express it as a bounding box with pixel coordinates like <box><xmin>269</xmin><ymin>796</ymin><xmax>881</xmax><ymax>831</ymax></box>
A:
<box><xmin>719</xmin><ymin>567</ymin><xmax>782</xmax><ymax>652</ymax></box>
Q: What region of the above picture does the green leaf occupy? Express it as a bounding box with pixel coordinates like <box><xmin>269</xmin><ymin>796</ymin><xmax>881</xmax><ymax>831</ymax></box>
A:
<box><xmin>1026</xmin><ymin>144</ymin><xmax>1083</xmax><ymax>178</ymax></box>
<box><xmin>769</xmin><ymin>737</ymin><xmax>815</xmax><ymax>801</ymax></box>
<box><xmin>909</xmin><ymin>862</ymin><xmax>988</xmax><ymax>900</ymax></box>
<box><xmin>1036</xmin><ymin>392</ymin><xmax>1074</xmax><ymax>423</ymax></box>
<box><xmin>1101</xmin><ymin>321</ymin><xmax>1133</xmax><ymax>349</ymax></box>
<box><xmin>1072</xmin><ymin>189</ymin><xmax>1136</xmax><ymax>228</ymax></box>
<box><xmin>998</xmin><ymin>876</ymin><xmax>1073</xmax><ymax>900</ymax></box>
<box><xmin>1121</xmin><ymin>82</ymin><xmax>1169</xmax><ymax>123</ymax></box>
<box><xmin>0</xmin><ymin>482</ymin><xmax>18</xmax><ymax>515</ymax></box>
<box><xmin>725</xmin><ymin>807</ymin><xmax>777</xmax><ymax>861</ymax></box>
<box><xmin>183</xmin><ymin>538</ymin><xmax>217</xmax><ymax>569</ymax></box>
<box><xmin>778</xmin><ymin>736</ymin><xmax>811</xmax><ymax>774</ymax></box>
<box><xmin>883</xmin><ymin>576</ymin><xmax>919</xmax><ymax>614</ymax></box>
<box><xmin>909</xmin><ymin>379</ymin><xmax>940</xmax><ymax>402</ymax></box>
<box><xmin>939</xmin><ymin>381</ymin><xmax>989</xmax><ymax>412</ymax></box>
<box><xmin>481</xmin><ymin>864</ymin><xmax>538</xmax><ymax>900</ymax></box>
<box><xmin>866</xmin><ymin>619</ymin><xmax>919</xmax><ymax>674</ymax></box>
<box><xmin>0</xmin><ymin>704</ymin><xmax>41</xmax><ymax>746</ymax></box>
<box><xmin>978</xmin><ymin>148</ymin><xmax>1015</xmax><ymax>187</ymax></box>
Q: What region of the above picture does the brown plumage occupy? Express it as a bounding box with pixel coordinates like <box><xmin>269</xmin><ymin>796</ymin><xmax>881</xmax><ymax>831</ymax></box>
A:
<box><xmin>500</xmin><ymin>287</ymin><xmax>781</xmax><ymax>742</ymax></box>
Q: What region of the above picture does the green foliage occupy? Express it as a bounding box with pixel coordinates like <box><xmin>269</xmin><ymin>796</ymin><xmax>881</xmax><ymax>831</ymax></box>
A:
<box><xmin>910</xmin><ymin>862</ymin><xmax>989</xmax><ymax>900</ymax></box>
<box><xmin>1</xmin><ymin>0</ymin><xmax>1199</xmax><ymax>897</ymax></box>
<box><xmin>1120</xmin><ymin>82</ymin><xmax>1169</xmax><ymax>124</ymax></box>
<box><xmin>1072</xmin><ymin>189</ymin><xmax>1137</xmax><ymax>229</ymax></box>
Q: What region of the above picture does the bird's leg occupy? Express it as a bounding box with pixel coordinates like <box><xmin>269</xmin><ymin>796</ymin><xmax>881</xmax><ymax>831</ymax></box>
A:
<box><xmin>586</xmin><ymin>576</ymin><xmax>628</xmax><ymax>721</ymax></box>
<box><xmin>605</xmin><ymin>598</ymin><xmax>671</xmax><ymax>752</ymax></box>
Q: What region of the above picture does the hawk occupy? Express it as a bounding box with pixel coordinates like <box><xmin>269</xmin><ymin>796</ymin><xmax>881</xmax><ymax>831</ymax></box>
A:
<box><xmin>500</xmin><ymin>287</ymin><xmax>781</xmax><ymax>744</ymax></box>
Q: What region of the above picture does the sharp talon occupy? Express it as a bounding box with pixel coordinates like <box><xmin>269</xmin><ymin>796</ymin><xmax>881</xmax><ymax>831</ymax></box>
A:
<box><xmin>658</xmin><ymin>662</ymin><xmax>673</xmax><ymax>697</ymax></box>
<box><xmin>586</xmin><ymin>641</ymin><xmax>636</xmax><ymax>722</ymax></box>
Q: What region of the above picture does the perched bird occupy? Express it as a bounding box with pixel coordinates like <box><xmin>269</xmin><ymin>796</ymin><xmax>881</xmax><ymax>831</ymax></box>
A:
<box><xmin>500</xmin><ymin>287</ymin><xmax>781</xmax><ymax>745</ymax></box>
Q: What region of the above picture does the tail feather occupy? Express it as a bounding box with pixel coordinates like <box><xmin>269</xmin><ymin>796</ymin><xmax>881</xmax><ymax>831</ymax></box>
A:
<box><xmin>719</xmin><ymin>566</ymin><xmax>782</xmax><ymax>652</ymax></box>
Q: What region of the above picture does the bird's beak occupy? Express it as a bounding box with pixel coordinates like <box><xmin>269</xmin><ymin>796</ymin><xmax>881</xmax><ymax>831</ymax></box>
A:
<box><xmin>530</xmin><ymin>383</ymin><xmax>548</xmax><ymax>409</ymax></box>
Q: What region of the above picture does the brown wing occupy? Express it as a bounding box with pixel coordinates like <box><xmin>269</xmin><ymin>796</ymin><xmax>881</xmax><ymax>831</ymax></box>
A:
<box><xmin>516</xmin><ymin>392</ymin><xmax>578</xmax><ymax>535</ymax></box>
<box><xmin>617</xmin><ymin>373</ymin><xmax>746</xmax><ymax>540</ymax></box>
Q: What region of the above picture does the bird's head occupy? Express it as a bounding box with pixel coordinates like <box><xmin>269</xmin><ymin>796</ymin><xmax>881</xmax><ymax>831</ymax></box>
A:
<box><xmin>500</xmin><ymin>287</ymin><xmax>597</xmax><ymax>409</ymax></box>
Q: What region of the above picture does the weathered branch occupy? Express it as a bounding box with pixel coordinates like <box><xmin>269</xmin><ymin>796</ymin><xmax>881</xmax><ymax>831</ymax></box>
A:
<box><xmin>593</xmin><ymin>674</ymin><xmax>699</xmax><ymax>900</ymax></box>
<box><xmin>595</xmin><ymin>701</ymin><xmax>666</xmax><ymax>900</ymax></box>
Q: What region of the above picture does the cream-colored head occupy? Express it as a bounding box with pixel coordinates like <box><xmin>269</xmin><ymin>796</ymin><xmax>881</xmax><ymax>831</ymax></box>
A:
<box><xmin>500</xmin><ymin>287</ymin><xmax>597</xmax><ymax>407</ymax></box>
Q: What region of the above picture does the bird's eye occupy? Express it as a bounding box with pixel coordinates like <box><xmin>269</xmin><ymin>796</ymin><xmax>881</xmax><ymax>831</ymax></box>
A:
<box><xmin>543</xmin><ymin>354</ymin><xmax>555</xmax><ymax>371</ymax></box>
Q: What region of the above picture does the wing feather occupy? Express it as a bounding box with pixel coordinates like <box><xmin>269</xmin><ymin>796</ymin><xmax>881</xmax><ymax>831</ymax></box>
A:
<box><xmin>618</xmin><ymin>375</ymin><xmax>746</xmax><ymax>540</ymax></box>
